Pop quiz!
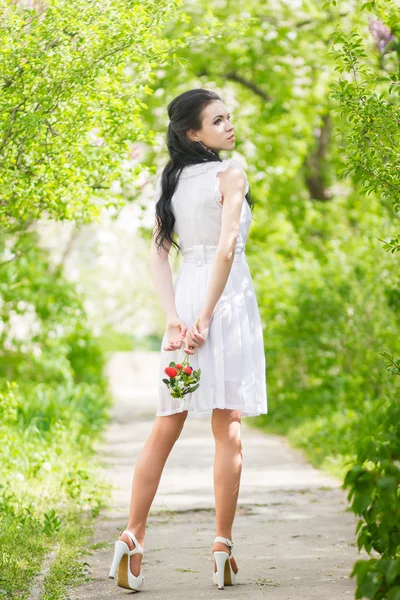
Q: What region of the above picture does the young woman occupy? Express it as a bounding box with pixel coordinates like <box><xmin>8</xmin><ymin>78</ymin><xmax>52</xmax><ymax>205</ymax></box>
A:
<box><xmin>108</xmin><ymin>88</ymin><xmax>268</xmax><ymax>591</ymax></box>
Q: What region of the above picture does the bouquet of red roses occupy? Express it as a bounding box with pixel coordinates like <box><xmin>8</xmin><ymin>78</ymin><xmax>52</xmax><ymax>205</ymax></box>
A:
<box><xmin>162</xmin><ymin>319</ymin><xmax>202</xmax><ymax>400</ymax></box>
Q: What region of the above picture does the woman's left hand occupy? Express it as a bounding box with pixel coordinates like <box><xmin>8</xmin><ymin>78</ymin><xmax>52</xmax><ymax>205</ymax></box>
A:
<box><xmin>163</xmin><ymin>316</ymin><xmax>188</xmax><ymax>351</ymax></box>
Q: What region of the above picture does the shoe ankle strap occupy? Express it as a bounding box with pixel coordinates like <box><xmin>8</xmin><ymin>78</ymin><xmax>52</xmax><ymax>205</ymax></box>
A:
<box><xmin>214</xmin><ymin>536</ymin><xmax>233</xmax><ymax>549</ymax></box>
<box><xmin>122</xmin><ymin>529</ymin><xmax>144</xmax><ymax>554</ymax></box>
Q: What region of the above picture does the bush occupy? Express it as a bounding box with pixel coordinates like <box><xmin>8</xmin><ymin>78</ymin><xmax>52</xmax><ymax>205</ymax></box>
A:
<box><xmin>343</xmin><ymin>391</ymin><xmax>400</xmax><ymax>599</ymax></box>
<box><xmin>0</xmin><ymin>230</ymin><xmax>112</xmax><ymax>598</ymax></box>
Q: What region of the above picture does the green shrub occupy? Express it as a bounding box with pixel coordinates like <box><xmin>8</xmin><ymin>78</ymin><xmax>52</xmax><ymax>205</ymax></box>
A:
<box><xmin>0</xmin><ymin>230</ymin><xmax>112</xmax><ymax>598</ymax></box>
<box><xmin>343</xmin><ymin>391</ymin><xmax>400</xmax><ymax>599</ymax></box>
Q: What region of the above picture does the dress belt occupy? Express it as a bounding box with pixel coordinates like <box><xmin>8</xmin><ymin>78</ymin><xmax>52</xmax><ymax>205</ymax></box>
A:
<box><xmin>182</xmin><ymin>244</ymin><xmax>246</xmax><ymax>265</ymax></box>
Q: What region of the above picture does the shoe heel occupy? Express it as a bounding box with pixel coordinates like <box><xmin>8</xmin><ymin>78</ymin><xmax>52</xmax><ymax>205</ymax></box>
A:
<box><xmin>214</xmin><ymin>551</ymin><xmax>229</xmax><ymax>590</ymax></box>
<box><xmin>108</xmin><ymin>540</ymin><xmax>128</xmax><ymax>579</ymax></box>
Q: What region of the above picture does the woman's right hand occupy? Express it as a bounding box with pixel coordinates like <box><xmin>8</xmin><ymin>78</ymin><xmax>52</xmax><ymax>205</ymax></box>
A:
<box><xmin>184</xmin><ymin>314</ymin><xmax>212</xmax><ymax>355</ymax></box>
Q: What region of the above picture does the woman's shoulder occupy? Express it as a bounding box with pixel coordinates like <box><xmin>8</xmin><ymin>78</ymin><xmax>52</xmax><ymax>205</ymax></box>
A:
<box><xmin>215</xmin><ymin>159</ymin><xmax>249</xmax><ymax>197</ymax></box>
<box><xmin>179</xmin><ymin>158</ymin><xmax>244</xmax><ymax>179</ymax></box>
<box><xmin>215</xmin><ymin>158</ymin><xmax>246</xmax><ymax>176</ymax></box>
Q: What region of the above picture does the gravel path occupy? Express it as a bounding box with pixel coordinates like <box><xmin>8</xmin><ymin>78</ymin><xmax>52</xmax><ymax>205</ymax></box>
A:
<box><xmin>72</xmin><ymin>351</ymin><xmax>364</xmax><ymax>599</ymax></box>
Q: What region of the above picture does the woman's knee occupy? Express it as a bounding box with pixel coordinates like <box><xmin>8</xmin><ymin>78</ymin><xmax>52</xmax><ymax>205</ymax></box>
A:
<box><xmin>155</xmin><ymin>410</ymin><xmax>188</xmax><ymax>443</ymax></box>
<box><xmin>211</xmin><ymin>409</ymin><xmax>242</xmax><ymax>445</ymax></box>
<box><xmin>173</xmin><ymin>410</ymin><xmax>188</xmax><ymax>440</ymax></box>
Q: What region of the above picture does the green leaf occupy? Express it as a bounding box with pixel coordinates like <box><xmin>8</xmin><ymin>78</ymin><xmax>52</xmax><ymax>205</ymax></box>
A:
<box><xmin>388</xmin><ymin>587</ymin><xmax>400</xmax><ymax>600</ymax></box>
<box><xmin>386</xmin><ymin>560</ymin><xmax>400</xmax><ymax>586</ymax></box>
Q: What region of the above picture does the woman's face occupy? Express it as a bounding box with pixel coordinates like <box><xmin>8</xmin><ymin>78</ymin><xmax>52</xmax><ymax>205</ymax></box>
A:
<box><xmin>188</xmin><ymin>100</ymin><xmax>235</xmax><ymax>151</ymax></box>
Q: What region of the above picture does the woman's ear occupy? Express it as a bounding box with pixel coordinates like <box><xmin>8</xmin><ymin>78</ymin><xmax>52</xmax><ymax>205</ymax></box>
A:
<box><xmin>186</xmin><ymin>129</ymin><xmax>199</xmax><ymax>143</ymax></box>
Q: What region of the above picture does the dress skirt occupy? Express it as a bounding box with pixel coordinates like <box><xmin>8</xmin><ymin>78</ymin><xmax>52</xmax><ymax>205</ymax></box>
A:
<box><xmin>156</xmin><ymin>244</ymin><xmax>268</xmax><ymax>419</ymax></box>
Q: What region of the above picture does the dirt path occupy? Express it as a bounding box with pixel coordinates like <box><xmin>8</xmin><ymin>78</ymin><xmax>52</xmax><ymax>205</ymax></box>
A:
<box><xmin>72</xmin><ymin>351</ymin><xmax>364</xmax><ymax>599</ymax></box>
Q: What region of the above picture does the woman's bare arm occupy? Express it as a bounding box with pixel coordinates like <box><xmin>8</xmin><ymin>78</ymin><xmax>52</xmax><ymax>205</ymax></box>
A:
<box><xmin>199</xmin><ymin>165</ymin><xmax>247</xmax><ymax>321</ymax></box>
<box><xmin>148</xmin><ymin>178</ymin><xmax>178</xmax><ymax>320</ymax></box>
<box><xmin>148</xmin><ymin>238</ymin><xmax>178</xmax><ymax>320</ymax></box>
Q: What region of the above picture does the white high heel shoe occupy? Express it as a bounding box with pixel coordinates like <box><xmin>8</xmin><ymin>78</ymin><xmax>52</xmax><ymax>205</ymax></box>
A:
<box><xmin>108</xmin><ymin>529</ymin><xmax>145</xmax><ymax>591</ymax></box>
<box><xmin>212</xmin><ymin>536</ymin><xmax>238</xmax><ymax>590</ymax></box>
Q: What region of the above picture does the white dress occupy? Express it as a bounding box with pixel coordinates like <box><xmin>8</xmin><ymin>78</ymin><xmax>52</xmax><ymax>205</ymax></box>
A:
<box><xmin>154</xmin><ymin>158</ymin><xmax>268</xmax><ymax>419</ymax></box>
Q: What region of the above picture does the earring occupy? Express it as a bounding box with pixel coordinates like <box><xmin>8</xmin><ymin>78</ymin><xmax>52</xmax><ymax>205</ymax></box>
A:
<box><xmin>197</xmin><ymin>140</ymin><xmax>217</xmax><ymax>156</ymax></box>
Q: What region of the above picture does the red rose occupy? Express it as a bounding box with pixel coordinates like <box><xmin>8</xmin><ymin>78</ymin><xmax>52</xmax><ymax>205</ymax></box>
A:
<box><xmin>176</xmin><ymin>364</ymin><xmax>183</xmax><ymax>370</ymax></box>
<box><xmin>165</xmin><ymin>367</ymin><xmax>178</xmax><ymax>378</ymax></box>
<box><xmin>183</xmin><ymin>366</ymin><xmax>192</xmax><ymax>375</ymax></box>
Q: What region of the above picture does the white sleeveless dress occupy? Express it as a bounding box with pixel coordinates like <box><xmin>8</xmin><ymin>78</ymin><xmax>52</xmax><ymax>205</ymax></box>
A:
<box><xmin>154</xmin><ymin>158</ymin><xmax>268</xmax><ymax>419</ymax></box>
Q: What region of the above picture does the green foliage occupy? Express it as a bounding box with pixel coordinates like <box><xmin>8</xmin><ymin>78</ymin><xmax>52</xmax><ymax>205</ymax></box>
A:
<box><xmin>43</xmin><ymin>508</ymin><xmax>64</xmax><ymax>535</ymax></box>
<box><xmin>250</xmin><ymin>184</ymin><xmax>398</xmax><ymax>425</ymax></box>
<box><xmin>0</xmin><ymin>0</ymin><xmax>182</xmax><ymax>225</ymax></box>
<box><xmin>0</xmin><ymin>0</ymin><xmax>235</xmax><ymax>228</ymax></box>
<box><xmin>0</xmin><ymin>482</ymin><xmax>50</xmax><ymax>600</ymax></box>
<box><xmin>0</xmin><ymin>228</ymin><xmax>112</xmax><ymax>598</ymax></box>
<box><xmin>325</xmin><ymin>4</ymin><xmax>400</xmax><ymax>598</ymax></box>
<box><xmin>328</xmin><ymin>3</ymin><xmax>400</xmax><ymax>255</ymax></box>
<box><xmin>344</xmin><ymin>395</ymin><xmax>399</xmax><ymax>556</ymax></box>
<box><xmin>343</xmin><ymin>391</ymin><xmax>400</xmax><ymax>599</ymax></box>
<box><xmin>40</xmin><ymin>518</ymin><xmax>93</xmax><ymax>600</ymax></box>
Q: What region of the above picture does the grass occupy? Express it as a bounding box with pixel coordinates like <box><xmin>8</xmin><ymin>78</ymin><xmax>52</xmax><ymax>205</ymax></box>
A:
<box><xmin>0</xmin><ymin>489</ymin><xmax>111</xmax><ymax>600</ymax></box>
<box><xmin>40</xmin><ymin>512</ymin><xmax>95</xmax><ymax>600</ymax></box>
<box><xmin>175</xmin><ymin>568</ymin><xmax>200</xmax><ymax>573</ymax></box>
<box><xmin>0</xmin><ymin>508</ymin><xmax>49</xmax><ymax>599</ymax></box>
<box><xmin>0</xmin><ymin>381</ymin><xmax>113</xmax><ymax>600</ymax></box>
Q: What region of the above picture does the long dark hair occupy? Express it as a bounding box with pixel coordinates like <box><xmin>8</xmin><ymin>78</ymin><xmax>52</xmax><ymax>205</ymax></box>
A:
<box><xmin>154</xmin><ymin>88</ymin><xmax>254</xmax><ymax>255</ymax></box>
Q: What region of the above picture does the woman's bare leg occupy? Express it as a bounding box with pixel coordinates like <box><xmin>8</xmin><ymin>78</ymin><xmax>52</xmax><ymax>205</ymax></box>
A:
<box><xmin>119</xmin><ymin>410</ymin><xmax>188</xmax><ymax>575</ymax></box>
<box><xmin>211</xmin><ymin>408</ymin><xmax>242</xmax><ymax>573</ymax></box>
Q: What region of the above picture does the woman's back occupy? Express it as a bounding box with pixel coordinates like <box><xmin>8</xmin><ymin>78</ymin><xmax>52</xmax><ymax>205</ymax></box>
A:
<box><xmin>155</xmin><ymin>158</ymin><xmax>251</xmax><ymax>254</ymax></box>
